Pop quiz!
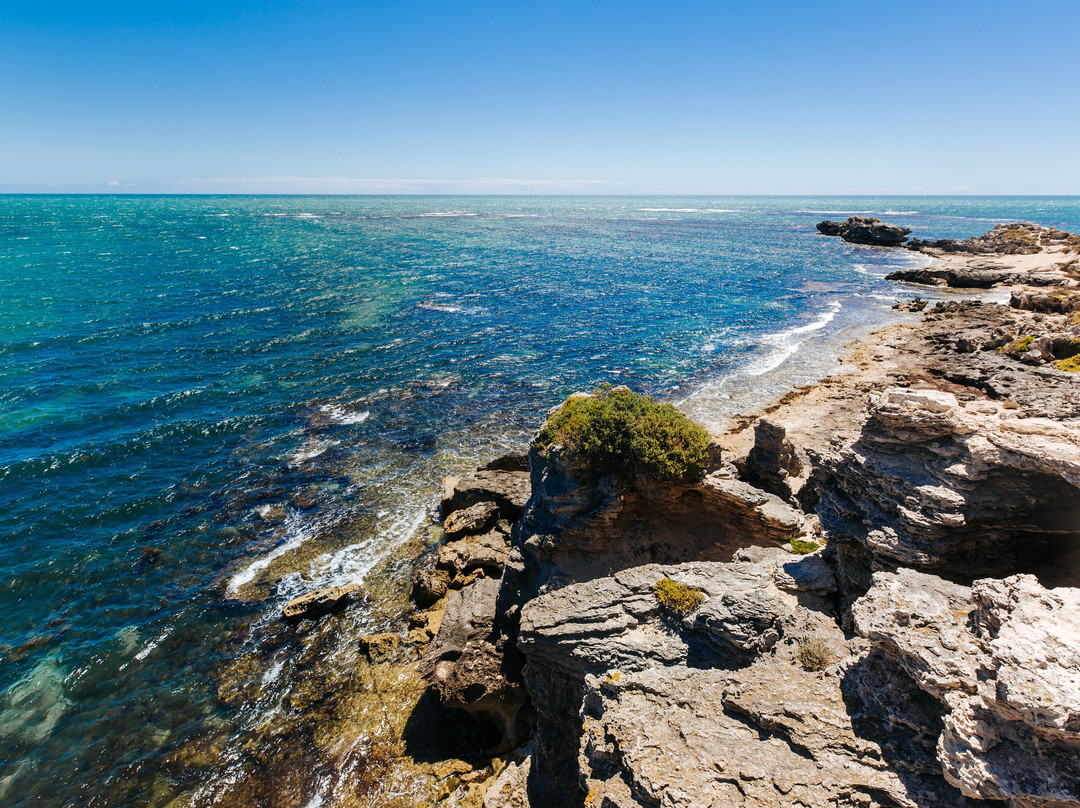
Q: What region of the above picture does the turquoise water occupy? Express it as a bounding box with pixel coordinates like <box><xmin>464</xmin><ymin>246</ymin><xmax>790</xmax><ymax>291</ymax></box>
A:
<box><xmin>1</xmin><ymin>195</ymin><xmax>1078</xmax><ymax>806</ymax></box>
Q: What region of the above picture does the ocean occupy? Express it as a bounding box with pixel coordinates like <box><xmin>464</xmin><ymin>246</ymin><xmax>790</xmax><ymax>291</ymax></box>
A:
<box><xmin>2</xmin><ymin>195</ymin><xmax>1078</xmax><ymax>806</ymax></box>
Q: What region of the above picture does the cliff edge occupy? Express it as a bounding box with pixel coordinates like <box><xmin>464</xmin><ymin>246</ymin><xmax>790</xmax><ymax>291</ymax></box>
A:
<box><xmin>412</xmin><ymin>221</ymin><xmax>1080</xmax><ymax>808</ymax></box>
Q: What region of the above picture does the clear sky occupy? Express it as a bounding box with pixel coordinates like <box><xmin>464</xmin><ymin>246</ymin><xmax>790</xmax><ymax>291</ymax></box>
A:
<box><xmin>2</xmin><ymin>0</ymin><xmax>1078</xmax><ymax>194</ymax></box>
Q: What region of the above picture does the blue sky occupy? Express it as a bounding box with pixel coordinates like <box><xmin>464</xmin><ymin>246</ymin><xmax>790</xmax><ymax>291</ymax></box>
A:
<box><xmin>2</xmin><ymin>0</ymin><xmax>1078</xmax><ymax>194</ymax></box>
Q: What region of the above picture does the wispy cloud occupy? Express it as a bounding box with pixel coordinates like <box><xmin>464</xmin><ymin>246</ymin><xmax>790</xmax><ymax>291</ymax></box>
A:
<box><xmin>154</xmin><ymin>176</ymin><xmax>615</xmax><ymax>194</ymax></box>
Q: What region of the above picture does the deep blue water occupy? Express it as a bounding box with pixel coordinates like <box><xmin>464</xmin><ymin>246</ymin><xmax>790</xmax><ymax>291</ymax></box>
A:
<box><xmin>2</xmin><ymin>195</ymin><xmax>1078</xmax><ymax>806</ymax></box>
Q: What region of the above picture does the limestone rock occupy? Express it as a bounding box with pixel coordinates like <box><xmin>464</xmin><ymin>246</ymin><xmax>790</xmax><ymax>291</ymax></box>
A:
<box><xmin>358</xmin><ymin>632</ymin><xmax>403</xmax><ymax>663</ymax></box>
<box><xmin>412</xmin><ymin>567</ymin><xmax>450</xmax><ymax>608</ymax></box>
<box><xmin>815</xmin><ymin>384</ymin><xmax>1080</xmax><ymax>583</ymax></box>
<box><xmin>441</xmin><ymin>469</ymin><xmax>531</xmax><ymax>522</ymax></box>
<box><xmin>853</xmin><ymin>569</ymin><xmax>1080</xmax><ymax>805</ymax></box>
<box><xmin>516</xmin><ymin>550</ymin><xmax>850</xmax><ymax>805</ymax></box>
<box><xmin>438</xmin><ymin>527</ymin><xmax>510</xmax><ymax>575</ymax></box>
<box><xmin>907</xmin><ymin>222</ymin><xmax>1076</xmax><ymax>257</ymax></box>
<box><xmin>444</xmin><ymin>500</ymin><xmax>500</xmax><ymax>539</ymax></box>
<box><xmin>817</xmin><ymin>216</ymin><xmax>912</xmax><ymax>247</ymax></box>
<box><xmin>418</xmin><ymin>576</ymin><xmax>526</xmax><ymax>745</ymax></box>
<box><xmin>281</xmin><ymin>584</ymin><xmax>357</xmax><ymax>622</ymax></box>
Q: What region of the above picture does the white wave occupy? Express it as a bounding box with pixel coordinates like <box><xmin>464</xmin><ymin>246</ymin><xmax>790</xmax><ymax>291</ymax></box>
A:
<box><xmin>289</xmin><ymin>438</ymin><xmax>340</xmax><ymax>466</ymax></box>
<box><xmin>638</xmin><ymin>207</ymin><xmax>739</xmax><ymax>213</ymax></box>
<box><xmin>317</xmin><ymin>506</ymin><xmax>427</xmax><ymax>590</ymax></box>
<box><xmin>417</xmin><ymin>301</ymin><xmax>463</xmax><ymax>313</ymax></box>
<box><xmin>417</xmin><ymin>300</ymin><xmax>486</xmax><ymax>315</ymax></box>
<box><xmin>746</xmin><ymin>301</ymin><xmax>842</xmax><ymax>376</ymax></box>
<box><xmin>228</xmin><ymin>516</ymin><xmax>310</xmax><ymax>593</ymax></box>
<box><xmin>318</xmin><ymin>404</ymin><xmax>370</xmax><ymax>425</ymax></box>
<box><xmin>796</xmin><ymin>209</ymin><xmax>918</xmax><ymax>216</ymax></box>
<box><xmin>260</xmin><ymin>658</ymin><xmax>285</xmax><ymax>688</ymax></box>
<box><xmin>415</xmin><ymin>211</ymin><xmax>479</xmax><ymax>218</ymax></box>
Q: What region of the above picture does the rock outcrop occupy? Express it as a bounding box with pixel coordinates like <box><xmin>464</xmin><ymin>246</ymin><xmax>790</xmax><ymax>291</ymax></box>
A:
<box><xmin>418</xmin><ymin>460</ymin><xmax>527</xmax><ymax>745</ymax></box>
<box><xmin>816</xmin><ymin>385</ymin><xmax>1080</xmax><ymax>585</ymax></box>
<box><xmin>817</xmin><ymin>216</ymin><xmax>912</xmax><ymax>246</ymax></box>
<box><xmin>509</xmin><ymin>548</ymin><xmax>1006</xmax><ymax>807</ymax></box>
<box><xmin>412</xmin><ymin>226</ymin><xmax>1080</xmax><ymax>808</ymax></box>
<box><xmin>907</xmin><ymin>222</ymin><xmax>1080</xmax><ymax>256</ymax></box>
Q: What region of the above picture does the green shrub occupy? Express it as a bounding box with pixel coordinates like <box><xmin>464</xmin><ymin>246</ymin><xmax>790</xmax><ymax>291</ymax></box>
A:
<box><xmin>796</xmin><ymin>638</ymin><xmax>833</xmax><ymax>672</ymax></box>
<box><xmin>535</xmin><ymin>386</ymin><xmax>710</xmax><ymax>483</ymax></box>
<box><xmin>789</xmin><ymin>537</ymin><xmax>820</xmax><ymax>554</ymax></box>
<box><xmin>652</xmin><ymin>578</ymin><xmax>705</xmax><ymax>616</ymax></box>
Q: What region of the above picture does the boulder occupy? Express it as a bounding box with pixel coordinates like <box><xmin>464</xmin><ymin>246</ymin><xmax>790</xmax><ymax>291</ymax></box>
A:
<box><xmin>412</xmin><ymin>567</ymin><xmax>450</xmax><ymax>608</ymax></box>
<box><xmin>443</xmin><ymin>500</ymin><xmax>500</xmax><ymax>539</ymax></box>
<box><xmin>441</xmin><ymin>469</ymin><xmax>531</xmax><ymax>521</ymax></box>
<box><xmin>358</xmin><ymin>632</ymin><xmax>403</xmax><ymax>664</ymax></box>
<box><xmin>282</xmin><ymin>584</ymin><xmax>358</xmax><ymax>622</ymax></box>
<box><xmin>437</xmin><ymin>527</ymin><xmax>510</xmax><ymax>575</ymax></box>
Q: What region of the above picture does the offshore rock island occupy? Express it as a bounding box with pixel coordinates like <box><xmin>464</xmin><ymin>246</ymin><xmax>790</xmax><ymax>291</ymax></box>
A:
<box><xmin>295</xmin><ymin>219</ymin><xmax>1080</xmax><ymax>807</ymax></box>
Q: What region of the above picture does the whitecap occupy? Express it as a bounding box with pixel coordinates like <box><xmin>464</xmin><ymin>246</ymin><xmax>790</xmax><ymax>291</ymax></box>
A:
<box><xmin>742</xmin><ymin>301</ymin><xmax>843</xmax><ymax>376</ymax></box>
<box><xmin>417</xmin><ymin>302</ymin><xmax>463</xmax><ymax>313</ymax></box>
<box><xmin>637</xmin><ymin>207</ymin><xmax>740</xmax><ymax>213</ymax></box>
<box><xmin>318</xmin><ymin>404</ymin><xmax>370</xmax><ymax>425</ymax></box>
<box><xmin>227</xmin><ymin>516</ymin><xmax>310</xmax><ymax>594</ymax></box>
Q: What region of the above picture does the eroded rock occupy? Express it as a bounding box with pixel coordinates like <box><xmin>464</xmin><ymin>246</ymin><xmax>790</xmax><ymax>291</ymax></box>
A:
<box><xmin>444</xmin><ymin>500</ymin><xmax>500</xmax><ymax>539</ymax></box>
<box><xmin>441</xmin><ymin>469</ymin><xmax>531</xmax><ymax>522</ymax></box>
<box><xmin>853</xmin><ymin>569</ymin><xmax>1080</xmax><ymax>805</ymax></box>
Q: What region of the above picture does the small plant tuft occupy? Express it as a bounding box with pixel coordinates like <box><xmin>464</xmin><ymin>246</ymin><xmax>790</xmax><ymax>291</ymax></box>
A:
<box><xmin>797</xmin><ymin>638</ymin><xmax>833</xmax><ymax>672</ymax></box>
<box><xmin>535</xmin><ymin>386</ymin><xmax>711</xmax><ymax>483</ymax></box>
<box><xmin>652</xmin><ymin>578</ymin><xmax>705</xmax><ymax>616</ymax></box>
<box><xmin>789</xmin><ymin>537</ymin><xmax>820</xmax><ymax>554</ymax></box>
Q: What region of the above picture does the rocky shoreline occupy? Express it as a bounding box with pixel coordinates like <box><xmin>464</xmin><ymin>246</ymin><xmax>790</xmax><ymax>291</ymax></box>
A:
<box><xmin>288</xmin><ymin>219</ymin><xmax>1080</xmax><ymax>807</ymax></box>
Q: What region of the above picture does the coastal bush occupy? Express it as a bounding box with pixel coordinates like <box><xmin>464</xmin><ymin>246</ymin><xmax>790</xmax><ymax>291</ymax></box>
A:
<box><xmin>652</xmin><ymin>577</ymin><xmax>705</xmax><ymax>616</ymax></box>
<box><xmin>796</xmin><ymin>638</ymin><xmax>833</xmax><ymax>672</ymax></box>
<box><xmin>535</xmin><ymin>386</ymin><xmax>710</xmax><ymax>483</ymax></box>
<box><xmin>789</xmin><ymin>537</ymin><xmax>820</xmax><ymax>554</ymax></box>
